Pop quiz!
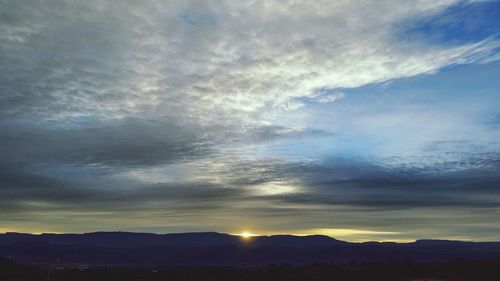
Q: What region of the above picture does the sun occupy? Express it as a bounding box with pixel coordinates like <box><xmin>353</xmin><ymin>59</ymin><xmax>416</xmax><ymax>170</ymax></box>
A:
<box><xmin>239</xmin><ymin>231</ymin><xmax>256</xmax><ymax>239</ymax></box>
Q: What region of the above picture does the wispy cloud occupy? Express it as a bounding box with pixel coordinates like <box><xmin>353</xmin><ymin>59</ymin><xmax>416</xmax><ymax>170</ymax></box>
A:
<box><xmin>0</xmin><ymin>0</ymin><xmax>499</xmax><ymax>241</ymax></box>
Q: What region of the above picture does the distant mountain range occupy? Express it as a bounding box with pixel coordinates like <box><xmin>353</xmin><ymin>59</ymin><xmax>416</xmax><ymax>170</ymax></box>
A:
<box><xmin>1</xmin><ymin>232</ymin><xmax>500</xmax><ymax>267</ymax></box>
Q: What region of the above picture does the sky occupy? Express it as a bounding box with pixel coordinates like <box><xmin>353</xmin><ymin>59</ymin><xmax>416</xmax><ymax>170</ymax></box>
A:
<box><xmin>1</xmin><ymin>0</ymin><xmax>500</xmax><ymax>242</ymax></box>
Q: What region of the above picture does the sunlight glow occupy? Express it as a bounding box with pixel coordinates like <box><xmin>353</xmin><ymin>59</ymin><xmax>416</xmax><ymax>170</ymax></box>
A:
<box><xmin>239</xmin><ymin>231</ymin><xmax>257</xmax><ymax>239</ymax></box>
<box><xmin>296</xmin><ymin>228</ymin><xmax>403</xmax><ymax>242</ymax></box>
<box><xmin>251</xmin><ymin>181</ymin><xmax>298</xmax><ymax>196</ymax></box>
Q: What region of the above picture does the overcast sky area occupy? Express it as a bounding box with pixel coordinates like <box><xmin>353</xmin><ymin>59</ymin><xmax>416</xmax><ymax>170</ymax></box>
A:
<box><xmin>1</xmin><ymin>0</ymin><xmax>500</xmax><ymax>242</ymax></box>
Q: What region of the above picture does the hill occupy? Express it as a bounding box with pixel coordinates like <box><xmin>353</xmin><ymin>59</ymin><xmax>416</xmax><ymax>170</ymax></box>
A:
<box><xmin>1</xmin><ymin>232</ymin><xmax>500</xmax><ymax>266</ymax></box>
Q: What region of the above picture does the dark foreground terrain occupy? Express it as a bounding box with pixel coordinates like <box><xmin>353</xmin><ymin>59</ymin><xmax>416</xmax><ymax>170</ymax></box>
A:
<box><xmin>2</xmin><ymin>232</ymin><xmax>500</xmax><ymax>266</ymax></box>
<box><xmin>1</xmin><ymin>257</ymin><xmax>500</xmax><ymax>281</ymax></box>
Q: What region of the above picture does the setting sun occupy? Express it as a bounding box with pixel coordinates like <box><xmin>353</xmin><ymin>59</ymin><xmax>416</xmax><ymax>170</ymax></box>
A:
<box><xmin>239</xmin><ymin>231</ymin><xmax>256</xmax><ymax>239</ymax></box>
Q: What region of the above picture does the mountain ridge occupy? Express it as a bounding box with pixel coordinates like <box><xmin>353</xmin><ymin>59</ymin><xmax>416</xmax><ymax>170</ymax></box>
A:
<box><xmin>3</xmin><ymin>231</ymin><xmax>488</xmax><ymax>243</ymax></box>
<box><xmin>1</xmin><ymin>231</ymin><xmax>500</xmax><ymax>266</ymax></box>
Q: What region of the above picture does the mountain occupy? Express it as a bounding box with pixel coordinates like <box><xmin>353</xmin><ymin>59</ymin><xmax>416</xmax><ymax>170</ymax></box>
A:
<box><xmin>1</xmin><ymin>232</ymin><xmax>500</xmax><ymax>267</ymax></box>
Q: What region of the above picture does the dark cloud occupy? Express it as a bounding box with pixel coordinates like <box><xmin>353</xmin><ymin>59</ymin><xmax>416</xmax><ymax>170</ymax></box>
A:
<box><xmin>266</xmin><ymin>158</ymin><xmax>500</xmax><ymax>207</ymax></box>
<box><xmin>0</xmin><ymin>167</ymin><xmax>244</xmax><ymax>212</ymax></box>
<box><xmin>240</xmin><ymin>126</ymin><xmax>330</xmax><ymax>143</ymax></box>
<box><xmin>1</xmin><ymin>153</ymin><xmax>500</xmax><ymax>239</ymax></box>
<box><xmin>0</xmin><ymin>118</ymin><xmax>213</xmax><ymax>167</ymax></box>
<box><xmin>0</xmin><ymin>117</ymin><xmax>329</xmax><ymax>170</ymax></box>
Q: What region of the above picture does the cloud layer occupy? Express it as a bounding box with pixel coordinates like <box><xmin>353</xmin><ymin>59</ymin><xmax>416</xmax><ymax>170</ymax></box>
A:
<box><xmin>1</xmin><ymin>0</ymin><xmax>500</xmax><ymax>241</ymax></box>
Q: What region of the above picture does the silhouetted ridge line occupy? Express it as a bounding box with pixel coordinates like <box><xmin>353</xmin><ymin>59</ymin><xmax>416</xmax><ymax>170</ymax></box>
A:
<box><xmin>1</xmin><ymin>232</ymin><xmax>500</xmax><ymax>266</ymax></box>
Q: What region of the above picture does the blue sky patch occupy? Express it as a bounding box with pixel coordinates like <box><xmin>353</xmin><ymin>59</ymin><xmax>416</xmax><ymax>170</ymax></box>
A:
<box><xmin>396</xmin><ymin>0</ymin><xmax>500</xmax><ymax>45</ymax></box>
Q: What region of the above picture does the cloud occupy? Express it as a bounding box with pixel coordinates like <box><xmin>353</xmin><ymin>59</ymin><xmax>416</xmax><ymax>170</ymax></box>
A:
<box><xmin>1</xmin><ymin>0</ymin><xmax>500</xmax><ymax>240</ymax></box>
<box><xmin>1</xmin><ymin>153</ymin><xmax>499</xmax><ymax>239</ymax></box>
<box><xmin>0</xmin><ymin>118</ymin><xmax>213</xmax><ymax>167</ymax></box>
<box><xmin>1</xmin><ymin>0</ymin><xmax>498</xmax><ymax>126</ymax></box>
<box><xmin>316</xmin><ymin>93</ymin><xmax>345</xmax><ymax>104</ymax></box>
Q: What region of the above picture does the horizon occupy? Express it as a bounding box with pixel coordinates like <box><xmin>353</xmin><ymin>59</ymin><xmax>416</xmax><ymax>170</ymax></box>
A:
<box><xmin>1</xmin><ymin>0</ymin><xmax>500</xmax><ymax>243</ymax></box>
<box><xmin>0</xmin><ymin>230</ymin><xmax>495</xmax><ymax>244</ymax></box>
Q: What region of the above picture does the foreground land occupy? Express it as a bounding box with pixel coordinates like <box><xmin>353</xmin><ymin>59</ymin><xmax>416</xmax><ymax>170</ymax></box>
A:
<box><xmin>1</xmin><ymin>258</ymin><xmax>500</xmax><ymax>281</ymax></box>
<box><xmin>2</xmin><ymin>232</ymin><xmax>500</xmax><ymax>266</ymax></box>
